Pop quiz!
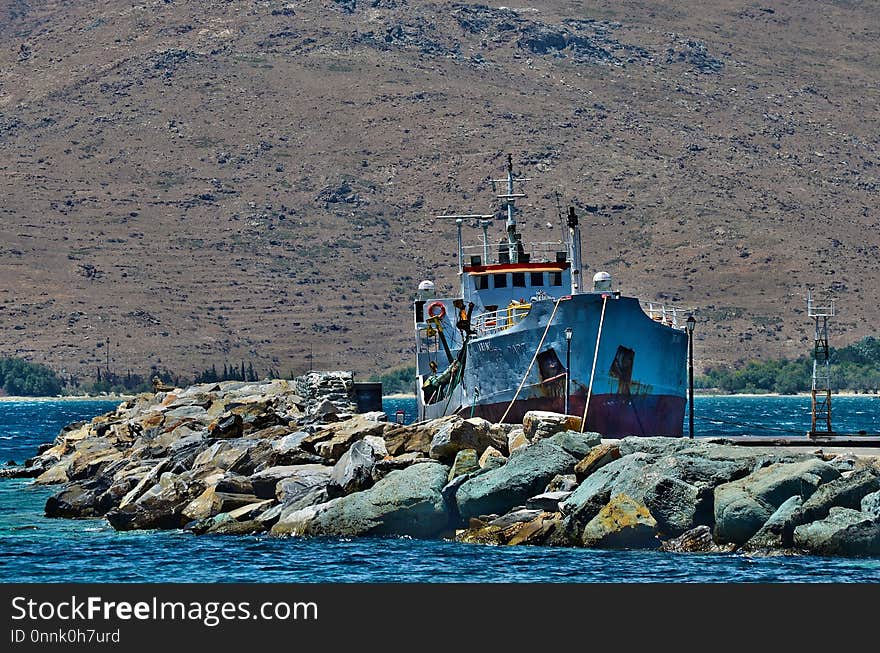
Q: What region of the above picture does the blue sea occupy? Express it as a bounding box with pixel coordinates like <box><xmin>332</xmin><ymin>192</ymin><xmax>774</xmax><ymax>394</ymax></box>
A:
<box><xmin>2</xmin><ymin>396</ymin><xmax>879</xmax><ymax>583</ymax></box>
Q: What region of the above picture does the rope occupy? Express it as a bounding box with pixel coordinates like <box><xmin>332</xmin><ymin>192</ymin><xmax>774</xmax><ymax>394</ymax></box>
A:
<box><xmin>499</xmin><ymin>297</ymin><xmax>564</xmax><ymax>424</ymax></box>
<box><xmin>580</xmin><ymin>294</ymin><xmax>609</xmax><ymax>433</ymax></box>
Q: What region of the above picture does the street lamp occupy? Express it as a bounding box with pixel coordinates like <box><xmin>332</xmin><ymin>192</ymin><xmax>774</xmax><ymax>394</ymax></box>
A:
<box><xmin>564</xmin><ymin>327</ymin><xmax>573</xmax><ymax>416</ymax></box>
<box><xmin>685</xmin><ymin>315</ymin><xmax>696</xmax><ymax>439</ymax></box>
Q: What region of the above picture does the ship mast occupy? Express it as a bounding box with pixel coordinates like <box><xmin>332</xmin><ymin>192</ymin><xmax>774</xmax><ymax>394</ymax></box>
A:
<box><xmin>492</xmin><ymin>154</ymin><xmax>529</xmax><ymax>264</ymax></box>
<box><xmin>567</xmin><ymin>206</ymin><xmax>584</xmax><ymax>294</ymax></box>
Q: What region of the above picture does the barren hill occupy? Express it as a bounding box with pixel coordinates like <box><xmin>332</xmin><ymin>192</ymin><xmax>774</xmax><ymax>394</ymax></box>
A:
<box><xmin>1</xmin><ymin>0</ymin><xmax>878</xmax><ymax>384</ymax></box>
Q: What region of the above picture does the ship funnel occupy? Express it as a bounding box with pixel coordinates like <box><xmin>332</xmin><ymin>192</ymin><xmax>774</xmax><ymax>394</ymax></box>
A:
<box><xmin>593</xmin><ymin>271</ymin><xmax>612</xmax><ymax>292</ymax></box>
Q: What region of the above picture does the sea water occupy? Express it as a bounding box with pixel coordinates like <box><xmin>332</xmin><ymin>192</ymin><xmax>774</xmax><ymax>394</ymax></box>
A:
<box><xmin>1</xmin><ymin>397</ymin><xmax>879</xmax><ymax>583</ymax></box>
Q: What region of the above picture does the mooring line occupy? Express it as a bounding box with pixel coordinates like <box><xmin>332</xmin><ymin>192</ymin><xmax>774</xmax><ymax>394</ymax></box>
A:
<box><xmin>580</xmin><ymin>294</ymin><xmax>609</xmax><ymax>433</ymax></box>
<box><xmin>499</xmin><ymin>297</ymin><xmax>564</xmax><ymax>424</ymax></box>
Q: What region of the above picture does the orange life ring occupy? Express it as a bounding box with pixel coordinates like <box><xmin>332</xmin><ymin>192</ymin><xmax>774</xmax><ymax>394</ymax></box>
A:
<box><xmin>426</xmin><ymin>301</ymin><xmax>446</xmax><ymax>319</ymax></box>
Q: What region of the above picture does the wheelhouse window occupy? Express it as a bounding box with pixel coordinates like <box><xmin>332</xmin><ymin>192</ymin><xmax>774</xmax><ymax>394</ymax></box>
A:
<box><xmin>512</xmin><ymin>272</ymin><xmax>526</xmax><ymax>287</ymax></box>
<box><xmin>474</xmin><ymin>275</ymin><xmax>489</xmax><ymax>290</ymax></box>
<box><xmin>493</xmin><ymin>273</ymin><xmax>508</xmax><ymax>289</ymax></box>
<box><xmin>530</xmin><ymin>272</ymin><xmax>544</xmax><ymax>286</ymax></box>
<box><xmin>550</xmin><ymin>271</ymin><xmax>563</xmax><ymax>286</ymax></box>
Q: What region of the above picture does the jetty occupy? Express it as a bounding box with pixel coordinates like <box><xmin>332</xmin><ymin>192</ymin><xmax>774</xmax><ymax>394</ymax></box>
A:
<box><xmin>3</xmin><ymin>373</ymin><xmax>879</xmax><ymax>556</ymax></box>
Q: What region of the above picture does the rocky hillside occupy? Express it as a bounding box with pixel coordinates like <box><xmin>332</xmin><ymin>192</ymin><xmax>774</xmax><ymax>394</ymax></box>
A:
<box><xmin>1</xmin><ymin>0</ymin><xmax>878</xmax><ymax>381</ymax></box>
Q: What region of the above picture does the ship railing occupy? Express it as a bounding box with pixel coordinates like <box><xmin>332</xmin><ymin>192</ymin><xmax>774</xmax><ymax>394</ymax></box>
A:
<box><xmin>641</xmin><ymin>302</ymin><xmax>688</xmax><ymax>329</ymax></box>
<box><xmin>461</xmin><ymin>240</ymin><xmax>568</xmax><ymax>266</ymax></box>
<box><xmin>473</xmin><ymin>303</ymin><xmax>532</xmax><ymax>336</ymax></box>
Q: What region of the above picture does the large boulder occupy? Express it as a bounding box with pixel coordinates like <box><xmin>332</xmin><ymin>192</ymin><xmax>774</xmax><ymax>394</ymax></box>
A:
<box><xmin>271</xmin><ymin>462</ymin><xmax>450</xmax><ymax>538</ymax></box>
<box><xmin>522</xmin><ymin>411</ymin><xmax>582</xmax><ymax>440</ymax></box>
<box><xmin>456</xmin><ymin>509</ymin><xmax>559</xmax><ymax>546</ymax></box>
<box><xmin>545</xmin><ymin>430</ymin><xmax>601</xmax><ymax>459</ymax></box>
<box><xmin>303</xmin><ymin>414</ymin><xmax>388</xmax><ymax>461</ymax></box>
<box><xmin>713</xmin><ymin>458</ymin><xmax>840</xmax><ymax>545</ymax></box>
<box><xmin>383</xmin><ymin>424</ymin><xmax>433</xmax><ymax>457</ymax></box>
<box><xmin>273</xmin><ymin>465</ymin><xmax>334</xmax><ymax>504</ymax></box>
<box><xmin>455</xmin><ymin>441</ymin><xmax>577</xmax><ymax>522</ymax></box>
<box><xmin>581</xmin><ymin>494</ymin><xmax>659</xmax><ymax>549</ymax></box>
<box><xmin>429</xmin><ymin>416</ymin><xmax>506</xmax><ymax>463</ymax></box>
<box><xmin>574</xmin><ymin>443</ymin><xmax>621</xmax><ymax>480</ymax></box>
<box><xmin>660</xmin><ymin>525</ymin><xmax>736</xmax><ymax>553</ymax></box>
<box><xmin>793</xmin><ymin>508</ymin><xmax>880</xmax><ymax>556</ymax></box>
<box><xmin>182</xmin><ymin>487</ymin><xmax>261</xmax><ymax>522</ymax></box>
<box><xmin>862</xmin><ymin>490</ymin><xmax>880</xmax><ymax>517</ymax></box>
<box><xmin>448</xmin><ymin>449</ymin><xmax>480</xmax><ymax>482</ymax></box>
<box><xmin>741</xmin><ymin>495</ymin><xmax>804</xmax><ymax>551</ymax></box>
<box><xmin>106</xmin><ymin>471</ymin><xmax>205</xmax><ymax>531</ymax></box>
<box><xmin>789</xmin><ymin>469</ymin><xmax>880</xmax><ymax>527</ymax></box>
<box><xmin>327</xmin><ymin>437</ymin><xmax>387</xmax><ymax>497</ymax></box>
<box><xmin>45</xmin><ymin>478</ymin><xmax>113</xmax><ymax>518</ymax></box>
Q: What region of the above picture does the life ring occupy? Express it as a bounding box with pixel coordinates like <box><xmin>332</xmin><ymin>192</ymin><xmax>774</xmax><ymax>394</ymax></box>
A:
<box><xmin>426</xmin><ymin>301</ymin><xmax>446</xmax><ymax>319</ymax></box>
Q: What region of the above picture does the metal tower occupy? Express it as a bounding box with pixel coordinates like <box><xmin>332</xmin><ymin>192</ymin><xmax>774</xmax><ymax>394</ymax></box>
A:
<box><xmin>807</xmin><ymin>291</ymin><xmax>834</xmax><ymax>436</ymax></box>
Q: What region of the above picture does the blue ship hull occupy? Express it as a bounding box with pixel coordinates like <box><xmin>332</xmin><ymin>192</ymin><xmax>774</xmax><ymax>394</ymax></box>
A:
<box><xmin>417</xmin><ymin>293</ymin><xmax>688</xmax><ymax>437</ymax></box>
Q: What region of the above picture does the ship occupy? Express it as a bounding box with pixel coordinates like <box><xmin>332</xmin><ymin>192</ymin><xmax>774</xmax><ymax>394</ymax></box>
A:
<box><xmin>413</xmin><ymin>155</ymin><xmax>691</xmax><ymax>437</ymax></box>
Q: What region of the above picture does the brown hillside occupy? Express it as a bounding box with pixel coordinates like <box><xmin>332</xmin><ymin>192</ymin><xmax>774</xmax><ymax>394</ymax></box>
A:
<box><xmin>1</xmin><ymin>0</ymin><xmax>878</xmax><ymax>383</ymax></box>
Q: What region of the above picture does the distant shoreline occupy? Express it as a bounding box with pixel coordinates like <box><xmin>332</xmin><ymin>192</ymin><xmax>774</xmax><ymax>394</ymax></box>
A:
<box><xmin>0</xmin><ymin>395</ymin><xmax>134</xmax><ymax>403</ymax></box>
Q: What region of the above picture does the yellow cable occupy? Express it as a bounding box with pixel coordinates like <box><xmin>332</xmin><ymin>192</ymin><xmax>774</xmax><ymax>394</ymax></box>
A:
<box><xmin>499</xmin><ymin>297</ymin><xmax>564</xmax><ymax>424</ymax></box>
<box><xmin>581</xmin><ymin>294</ymin><xmax>609</xmax><ymax>433</ymax></box>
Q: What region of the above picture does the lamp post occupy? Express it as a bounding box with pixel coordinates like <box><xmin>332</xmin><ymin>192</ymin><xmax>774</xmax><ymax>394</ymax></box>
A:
<box><xmin>564</xmin><ymin>327</ymin><xmax>573</xmax><ymax>416</ymax></box>
<box><xmin>685</xmin><ymin>315</ymin><xmax>696</xmax><ymax>439</ymax></box>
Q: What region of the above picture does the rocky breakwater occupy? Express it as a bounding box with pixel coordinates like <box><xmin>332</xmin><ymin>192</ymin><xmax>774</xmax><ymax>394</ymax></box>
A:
<box><xmin>6</xmin><ymin>396</ymin><xmax>880</xmax><ymax>557</ymax></box>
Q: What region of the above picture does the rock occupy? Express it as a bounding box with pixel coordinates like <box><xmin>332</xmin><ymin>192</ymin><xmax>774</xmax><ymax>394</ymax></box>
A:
<box><xmin>118</xmin><ymin>458</ymin><xmax>170</xmax><ymax>508</ymax></box>
<box><xmin>256</xmin><ymin>503</ymin><xmax>285</xmax><ymax>525</ymax></box>
<box><xmin>790</xmin><ymin>469</ymin><xmax>880</xmax><ymax>526</ymax></box>
<box><xmin>660</xmin><ymin>525</ymin><xmax>736</xmax><ymax>553</ymax></box>
<box><xmin>106</xmin><ymin>471</ymin><xmax>205</xmax><ymax>531</ymax></box>
<box><xmin>383</xmin><ymin>424</ymin><xmax>433</xmax><ymax>457</ymax></box>
<box><xmin>522</xmin><ymin>411</ymin><xmax>581</xmax><ymax>440</ymax></box>
<box><xmin>360</xmin><ymin>411</ymin><xmax>388</xmax><ymax>422</ymax></box>
<box><xmin>206</xmin><ymin>518</ymin><xmax>267</xmax><ymax>535</ymax></box>
<box><xmin>526</xmin><ymin>490</ymin><xmax>573</xmax><ymax>511</ymax></box>
<box><xmin>251</xmin><ymin>465</ymin><xmax>324</xmax><ymax>499</ymax></box>
<box><xmin>793</xmin><ymin>507</ymin><xmax>880</xmax><ymax>556</ymax></box>
<box><xmin>741</xmin><ymin>495</ymin><xmax>803</xmax><ymax>551</ymax></box>
<box><xmin>274</xmin><ymin>464</ymin><xmax>333</xmax><ymax>504</ymax></box>
<box><xmin>456</xmin><ymin>510</ymin><xmax>559</xmax><ymax>546</ymax></box>
<box><xmin>165</xmin><ymin>405</ymin><xmax>209</xmax><ymax>422</ymax></box>
<box><xmin>272</xmin><ymin>462</ymin><xmax>450</xmax><ymax>538</ymax></box>
<box><xmin>310</xmin><ymin>398</ymin><xmax>339</xmax><ymax>422</ymax></box>
<box><xmin>429</xmin><ymin>416</ymin><xmax>505</xmax><ymax>463</ymax></box>
<box><xmin>545</xmin><ymin>474</ymin><xmax>577</xmax><ymax>493</ymax></box>
<box><xmin>862</xmin><ymin>490</ymin><xmax>880</xmax><ymax>517</ymax></box>
<box><xmin>191</xmin><ymin>440</ymin><xmax>251</xmax><ymax>472</ymax></box>
<box><xmin>270</xmin><ymin>432</ymin><xmax>325</xmax><ymax>465</ymax></box>
<box><xmin>581</xmin><ymin>493</ymin><xmax>659</xmax><ymax>549</ymax></box>
<box><xmin>45</xmin><ymin>478</ymin><xmax>112</xmax><ymax>518</ymax></box>
<box><xmin>545</xmin><ymin>430</ymin><xmax>601</xmax><ymax>459</ymax></box>
<box><xmin>455</xmin><ymin>441</ymin><xmax>577</xmax><ymax>523</ymax></box>
<box><xmin>327</xmin><ymin>438</ymin><xmax>386</xmax><ymax>496</ymax></box>
<box><xmin>560</xmin><ymin>452</ymin><xmax>653</xmax><ymax>524</ymax></box>
<box><xmin>213</xmin><ymin>474</ymin><xmax>253</xmax><ymax>495</ymax></box>
<box><xmin>478</xmin><ymin>446</ymin><xmax>506</xmax><ymax>469</ymax></box>
<box><xmin>448</xmin><ymin>449</ymin><xmax>480</xmax><ymax>482</ymax></box>
<box><xmin>182</xmin><ymin>487</ymin><xmax>261</xmax><ymax>521</ymax></box>
<box><xmin>208</xmin><ymin>414</ymin><xmax>243</xmax><ymax>439</ymax></box>
<box><xmin>714</xmin><ymin>458</ymin><xmax>840</xmax><ymax>545</ymax></box>
<box><xmin>574</xmin><ymin>443</ymin><xmax>621</xmax><ymax>480</ymax></box>
<box><xmin>507</xmin><ymin>428</ymin><xmax>529</xmax><ymax>453</ymax></box>
<box><xmin>372</xmin><ymin>454</ymin><xmax>435</xmax><ymax>481</ymax></box>
<box><xmin>226</xmin><ymin>499</ymin><xmax>275</xmax><ymax>521</ymax></box>
<box><xmin>34</xmin><ymin>465</ymin><xmax>71</xmax><ymax>485</ymax></box>
<box><xmin>304</xmin><ymin>414</ymin><xmax>388</xmax><ymax>460</ymax></box>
